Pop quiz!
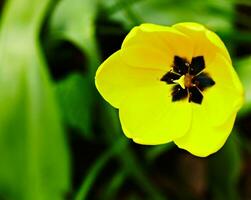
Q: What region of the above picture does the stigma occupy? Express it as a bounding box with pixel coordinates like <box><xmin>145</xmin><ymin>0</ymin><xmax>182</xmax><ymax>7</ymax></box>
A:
<box><xmin>174</xmin><ymin>73</ymin><xmax>195</xmax><ymax>89</ymax></box>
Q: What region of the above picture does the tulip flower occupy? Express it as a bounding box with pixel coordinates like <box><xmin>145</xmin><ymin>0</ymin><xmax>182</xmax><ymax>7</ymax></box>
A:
<box><xmin>95</xmin><ymin>22</ymin><xmax>244</xmax><ymax>157</ymax></box>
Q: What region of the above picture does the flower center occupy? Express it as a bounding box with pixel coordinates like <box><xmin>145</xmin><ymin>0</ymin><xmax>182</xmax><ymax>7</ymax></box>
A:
<box><xmin>160</xmin><ymin>55</ymin><xmax>215</xmax><ymax>104</ymax></box>
<box><xmin>184</xmin><ymin>73</ymin><xmax>194</xmax><ymax>88</ymax></box>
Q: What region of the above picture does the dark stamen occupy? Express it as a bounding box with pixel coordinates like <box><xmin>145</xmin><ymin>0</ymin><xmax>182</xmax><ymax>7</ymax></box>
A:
<box><xmin>192</xmin><ymin>72</ymin><xmax>215</xmax><ymax>91</ymax></box>
<box><xmin>161</xmin><ymin>55</ymin><xmax>215</xmax><ymax>105</ymax></box>
<box><xmin>172</xmin><ymin>85</ymin><xmax>188</xmax><ymax>102</ymax></box>
<box><xmin>188</xmin><ymin>87</ymin><xmax>203</xmax><ymax>104</ymax></box>
<box><xmin>161</xmin><ymin>71</ymin><xmax>181</xmax><ymax>84</ymax></box>
<box><xmin>173</xmin><ymin>56</ymin><xmax>189</xmax><ymax>75</ymax></box>
<box><xmin>190</xmin><ymin>56</ymin><xmax>205</xmax><ymax>75</ymax></box>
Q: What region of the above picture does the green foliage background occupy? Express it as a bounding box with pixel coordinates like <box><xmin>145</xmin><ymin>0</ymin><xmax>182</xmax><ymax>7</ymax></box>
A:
<box><xmin>0</xmin><ymin>0</ymin><xmax>251</xmax><ymax>199</ymax></box>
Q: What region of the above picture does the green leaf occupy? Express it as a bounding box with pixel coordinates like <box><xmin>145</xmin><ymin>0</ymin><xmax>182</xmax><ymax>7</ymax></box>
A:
<box><xmin>0</xmin><ymin>0</ymin><xmax>70</xmax><ymax>199</ymax></box>
<box><xmin>105</xmin><ymin>0</ymin><xmax>234</xmax><ymax>32</ymax></box>
<box><xmin>208</xmin><ymin>134</ymin><xmax>241</xmax><ymax>200</ymax></box>
<box><xmin>49</xmin><ymin>0</ymin><xmax>97</xmax><ymax>46</ymax></box>
<box><xmin>236</xmin><ymin>56</ymin><xmax>251</xmax><ymax>116</ymax></box>
<box><xmin>49</xmin><ymin>0</ymin><xmax>101</xmax><ymax>138</ymax></box>
<box><xmin>49</xmin><ymin>0</ymin><xmax>100</xmax><ymax>71</ymax></box>
<box><xmin>55</xmin><ymin>73</ymin><xmax>93</xmax><ymax>138</ymax></box>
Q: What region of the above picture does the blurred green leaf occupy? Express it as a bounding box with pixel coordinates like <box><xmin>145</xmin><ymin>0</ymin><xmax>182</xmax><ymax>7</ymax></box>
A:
<box><xmin>49</xmin><ymin>0</ymin><xmax>100</xmax><ymax>71</ymax></box>
<box><xmin>50</xmin><ymin>0</ymin><xmax>101</xmax><ymax>139</ymax></box>
<box><xmin>55</xmin><ymin>73</ymin><xmax>93</xmax><ymax>138</ymax></box>
<box><xmin>0</xmin><ymin>0</ymin><xmax>70</xmax><ymax>199</ymax></box>
<box><xmin>106</xmin><ymin>0</ymin><xmax>234</xmax><ymax>32</ymax></box>
<box><xmin>49</xmin><ymin>0</ymin><xmax>97</xmax><ymax>47</ymax></box>
<box><xmin>236</xmin><ymin>56</ymin><xmax>251</xmax><ymax>116</ymax></box>
<box><xmin>103</xmin><ymin>170</ymin><xmax>127</xmax><ymax>200</ymax></box>
<box><xmin>119</xmin><ymin>147</ymin><xmax>166</xmax><ymax>200</ymax></box>
<box><xmin>145</xmin><ymin>143</ymin><xmax>174</xmax><ymax>163</ymax></box>
<box><xmin>208</xmin><ymin>134</ymin><xmax>241</xmax><ymax>200</ymax></box>
<box><xmin>237</xmin><ymin>0</ymin><xmax>251</xmax><ymax>6</ymax></box>
<box><xmin>75</xmin><ymin>139</ymin><xmax>127</xmax><ymax>200</ymax></box>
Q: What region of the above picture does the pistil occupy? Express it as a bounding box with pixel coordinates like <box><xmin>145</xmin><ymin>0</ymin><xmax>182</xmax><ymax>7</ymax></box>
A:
<box><xmin>184</xmin><ymin>73</ymin><xmax>194</xmax><ymax>88</ymax></box>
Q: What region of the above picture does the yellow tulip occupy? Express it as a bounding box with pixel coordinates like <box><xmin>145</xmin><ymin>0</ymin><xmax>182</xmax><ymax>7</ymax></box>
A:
<box><xmin>95</xmin><ymin>22</ymin><xmax>244</xmax><ymax>157</ymax></box>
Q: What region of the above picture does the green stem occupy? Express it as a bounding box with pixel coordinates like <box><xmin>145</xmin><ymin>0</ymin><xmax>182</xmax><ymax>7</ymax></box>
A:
<box><xmin>74</xmin><ymin>139</ymin><xmax>127</xmax><ymax>200</ymax></box>
<box><xmin>103</xmin><ymin>170</ymin><xmax>127</xmax><ymax>200</ymax></box>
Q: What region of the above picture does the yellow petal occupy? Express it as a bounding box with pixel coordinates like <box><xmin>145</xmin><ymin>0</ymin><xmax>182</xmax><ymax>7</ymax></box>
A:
<box><xmin>174</xmin><ymin>52</ymin><xmax>243</xmax><ymax>157</ymax></box>
<box><xmin>206</xmin><ymin>53</ymin><xmax>244</xmax><ymax>98</ymax></box>
<box><xmin>182</xmin><ymin>53</ymin><xmax>243</xmax><ymax>129</ymax></box>
<box><xmin>119</xmin><ymin>83</ymin><xmax>191</xmax><ymax>144</ymax></box>
<box><xmin>95</xmin><ymin>50</ymin><xmax>164</xmax><ymax>108</ymax></box>
<box><xmin>173</xmin><ymin>22</ymin><xmax>231</xmax><ymax>65</ymax></box>
<box><xmin>205</xmin><ymin>29</ymin><xmax>231</xmax><ymax>64</ymax></box>
<box><xmin>121</xmin><ymin>44</ymin><xmax>173</xmax><ymax>71</ymax></box>
<box><xmin>174</xmin><ymin>106</ymin><xmax>236</xmax><ymax>157</ymax></box>
<box><xmin>198</xmin><ymin>85</ymin><xmax>242</xmax><ymax>127</ymax></box>
<box><xmin>195</xmin><ymin>54</ymin><xmax>243</xmax><ymax>127</ymax></box>
<box><xmin>122</xmin><ymin>23</ymin><xmax>194</xmax><ymax>62</ymax></box>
